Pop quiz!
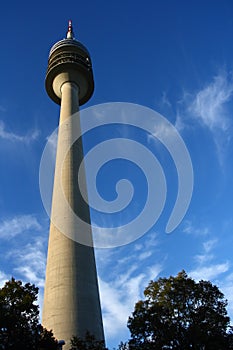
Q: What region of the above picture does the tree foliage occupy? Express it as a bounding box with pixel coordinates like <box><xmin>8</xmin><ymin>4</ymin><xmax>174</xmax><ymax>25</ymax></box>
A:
<box><xmin>69</xmin><ymin>332</ymin><xmax>131</xmax><ymax>350</ymax></box>
<box><xmin>127</xmin><ymin>270</ymin><xmax>233</xmax><ymax>349</ymax></box>
<box><xmin>0</xmin><ymin>277</ymin><xmax>57</xmax><ymax>350</ymax></box>
<box><xmin>69</xmin><ymin>331</ymin><xmax>108</xmax><ymax>350</ymax></box>
<box><xmin>116</xmin><ymin>342</ymin><xmax>129</xmax><ymax>350</ymax></box>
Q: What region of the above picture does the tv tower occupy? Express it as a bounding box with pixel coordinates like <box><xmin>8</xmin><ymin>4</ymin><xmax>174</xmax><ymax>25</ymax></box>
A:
<box><xmin>42</xmin><ymin>21</ymin><xmax>104</xmax><ymax>348</ymax></box>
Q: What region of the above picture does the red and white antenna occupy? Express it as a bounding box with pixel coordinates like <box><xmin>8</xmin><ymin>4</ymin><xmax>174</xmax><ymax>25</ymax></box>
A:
<box><xmin>66</xmin><ymin>20</ymin><xmax>74</xmax><ymax>39</ymax></box>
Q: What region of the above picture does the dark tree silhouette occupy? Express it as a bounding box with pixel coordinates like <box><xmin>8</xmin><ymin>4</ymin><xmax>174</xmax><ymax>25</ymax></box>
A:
<box><xmin>127</xmin><ymin>270</ymin><xmax>233</xmax><ymax>349</ymax></box>
<box><xmin>0</xmin><ymin>277</ymin><xmax>57</xmax><ymax>350</ymax></box>
<box><xmin>69</xmin><ymin>331</ymin><xmax>108</xmax><ymax>350</ymax></box>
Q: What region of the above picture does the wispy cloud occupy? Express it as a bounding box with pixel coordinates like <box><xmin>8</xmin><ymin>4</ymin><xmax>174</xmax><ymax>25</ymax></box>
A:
<box><xmin>220</xmin><ymin>275</ymin><xmax>233</xmax><ymax>323</ymax></box>
<box><xmin>96</xmin><ymin>233</ymin><xmax>163</xmax><ymax>343</ymax></box>
<box><xmin>174</xmin><ymin>112</ymin><xmax>185</xmax><ymax>132</ymax></box>
<box><xmin>0</xmin><ymin>271</ymin><xmax>9</xmax><ymax>287</ymax></box>
<box><xmin>3</xmin><ymin>234</ymin><xmax>47</xmax><ymax>319</ymax></box>
<box><xmin>0</xmin><ymin>215</ymin><xmax>41</xmax><ymax>240</ymax></box>
<box><xmin>12</xmin><ymin>238</ymin><xmax>46</xmax><ymax>288</ymax></box>
<box><xmin>160</xmin><ymin>91</ymin><xmax>172</xmax><ymax>109</ymax></box>
<box><xmin>46</xmin><ymin>131</ymin><xmax>58</xmax><ymax>157</ymax></box>
<box><xmin>189</xmin><ymin>262</ymin><xmax>229</xmax><ymax>281</ymax></box>
<box><xmin>188</xmin><ymin>236</ymin><xmax>229</xmax><ymax>282</ymax></box>
<box><xmin>0</xmin><ymin>120</ymin><xmax>39</xmax><ymax>143</ymax></box>
<box><xmin>98</xmin><ymin>263</ymin><xmax>162</xmax><ymax>340</ymax></box>
<box><xmin>177</xmin><ymin>70</ymin><xmax>233</xmax><ymax>166</ymax></box>
<box><xmin>189</xmin><ymin>72</ymin><xmax>233</xmax><ymax>132</ymax></box>
<box><xmin>0</xmin><ymin>214</ymin><xmax>46</xmax><ymax>316</ymax></box>
<box><xmin>138</xmin><ymin>250</ymin><xmax>152</xmax><ymax>260</ymax></box>
<box><xmin>203</xmin><ymin>239</ymin><xmax>217</xmax><ymax>253</ymax></box>
<box><xmin>183</xmin><ymin>220</ymin><xmax>209</xmax><ymax>236</ymax></box>
<box><xmin>193</xmin><ymin>239</ymin><xmax>217</xmax><ymax>265</ymax></box>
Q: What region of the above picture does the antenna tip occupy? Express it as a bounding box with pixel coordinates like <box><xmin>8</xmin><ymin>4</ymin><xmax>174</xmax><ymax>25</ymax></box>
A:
<box><xmin>67</xmin><ymin>20</ymin><xmax>74</xmax><ymax>39</ymax></box>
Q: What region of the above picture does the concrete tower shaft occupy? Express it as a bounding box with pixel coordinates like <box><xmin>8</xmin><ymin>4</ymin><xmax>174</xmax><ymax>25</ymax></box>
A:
<box><xmin>42</xmin><ymin>22</ymin><xmax>104</xmax><ymax>348</ymax></box>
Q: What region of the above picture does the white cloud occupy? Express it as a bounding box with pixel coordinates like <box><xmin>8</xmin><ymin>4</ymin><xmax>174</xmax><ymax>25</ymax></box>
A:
<box><xmin>188</xmin><ymin>257</ymin><xmax>233</xmax><ymax>323</ymax></box>
<box><xmin>183</xmin><ymin>220</ymin><xmax>209</xmax><ymax>236</ymax></box>
<box><xmin>0</xmin><ymin>214</ymin><xmax>46</xmax><ymax>312</ymax></box>
<box><xmin>193</xmin><ymin>238</ymin><xmax>217</xmax><ymax>265</ymax></box>
<box><xmin>175</xmin><ymin>71</ymin><xmax>233</xmax><ymax>166</ymax></box>
<box><xmin>115</xmin><ymin>264</ymin><xmax>139</xmax><ymax>286</ymax></box>
<box><xmin>5</xmin><ymin>235</ymin><xmax>47</xmax><ymax>318</ymax></box>
<box><xmin>13</xmin><ymin>239</ymin><xmax>46</xmax><ymax>288</ymax></box>
<box><xmin>189</xmin><ymin>262</ymin><xmax>229</xmax><ymax>281</ymax></box>
<box><xmin>138</xmin><ymin>251</ymin><xmax>152</xmax><ymax>260</ymax></box>
<box><xmin>133</xmin><ymin>243</ymin><xmax>143</xmax><ymax>251</ymax></box>
<box><xmin>174</xmin><ymin>113</ymin><xmax>185</xmax><ymax>132</ymax></box>
<box><xmin>194</xmin><ymin>254</ymin><xmax>214</xmax><ymax>265</ymax></box>
<box><xmin>220</xmin><ymin>272</ymin><xmax>233</xmax><ymax>323</ymax></box>
<box><xmin>0</xmin><ymin>120</ymin><xmax>39</xmax><ymax>143</ymax></box>
<box><xmin>189</xmin><ymin>72</ymin><xmax>233</xmax><ymax>132</ymax></box>
<box><xmin>203</xmin><ymin>239</ymin><xmax>217</xmax><ymax>253</ymax></box>
<box><xmin>96</xmin><ymin>235</ymin><xmax>163</xmax><ymax>343</ymax></box>
<box><xmin>161</xmin><ymin>91</ymin><xmax>172</xmax><ymax>108</ymax></box>
<box><xmin>0</xmin><ymin>222</ymin><xmax>46</xmax><ymax>318</ymax></box>
<box><xmin>148</xmin><ymin>121</ymin><xmax>175</xmax><ymax>144</ymax></box>
<box><xmin>99</xmin><ymin>277</ymin><xmax>131</xmax><ymax>338</ymax></box>
<box><xmin>182</xmin><ymin>229</ymin><xmax>232</xmax><ymax>323</ymax></box>
<box><xmin>147</xmin><ymin>264</ymin><xmax>164</xmax><ymax>281</ymax></box>
<box><xmin>99</xmin><ymin>263</ymin><xmax>163</xmax><ymax>341</ymax></box>
<box><xmin>0</xmin><ymin>271</ymin><xmax>9</xmax><ymax>287</ymax></box>
<box><xmin>0</xmin><ymin>215</ymin><xmax>41</xmax><ymax>240</ymax></box>
<box><xmin>144</xmin><ymin>231</ymin><xmax>159</xmax><ymax>249</ymax></box>
<box><xmin>46</xmin><ymin>131</ymin><xmax>58</xmax><ymax>157</ymax></box>
<box><xmin>189</xmin><ymin>235</ymin><xmax>230</xmax><ymax>281</ymax></box>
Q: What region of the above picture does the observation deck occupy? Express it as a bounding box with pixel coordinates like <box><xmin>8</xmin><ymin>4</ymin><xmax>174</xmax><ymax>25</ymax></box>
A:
<box><xmin>45</xmin><ymin>21</ymin><xmax>94</xmax><ymax>106</ymax></box>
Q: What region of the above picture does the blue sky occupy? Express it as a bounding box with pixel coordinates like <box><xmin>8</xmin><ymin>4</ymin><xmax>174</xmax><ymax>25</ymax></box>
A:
<box><xmin>1</xmin><ymin>0</ymin><xmax>233</xmax><ymax>348</ymax></box>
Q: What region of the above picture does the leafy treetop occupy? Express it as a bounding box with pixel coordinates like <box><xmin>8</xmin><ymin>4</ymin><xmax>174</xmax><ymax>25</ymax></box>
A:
<box><xmin>127</xmin><ymin>270</ymin><xmax>233</xmax><ymax>350</ymax></box>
